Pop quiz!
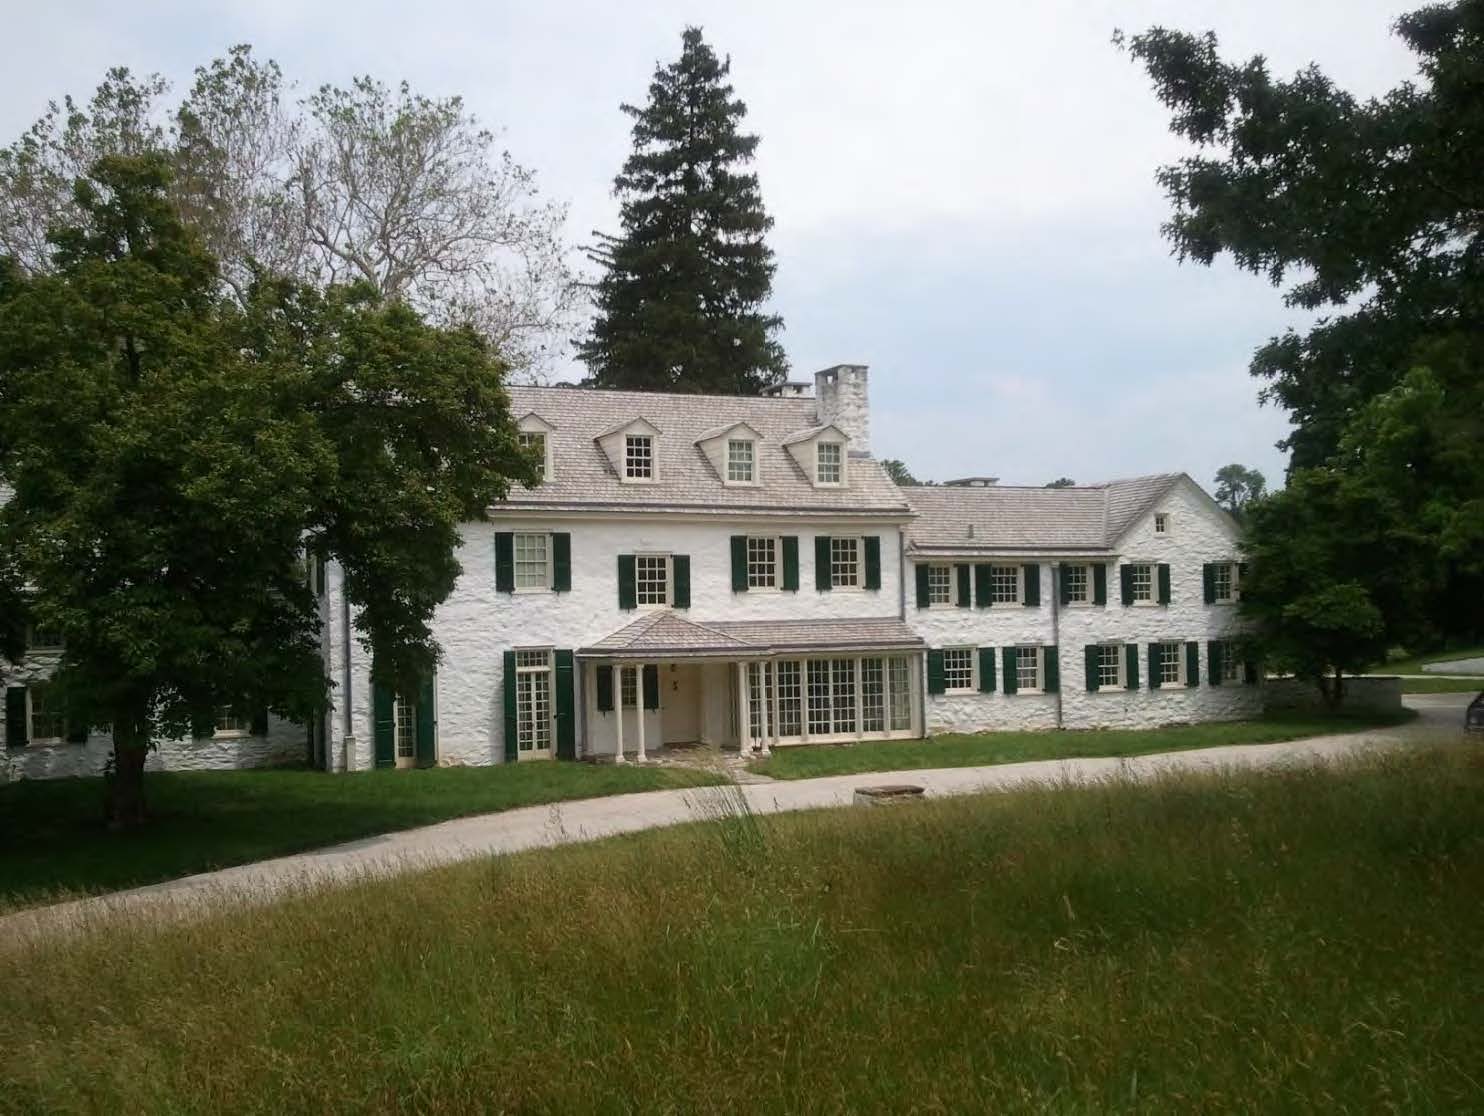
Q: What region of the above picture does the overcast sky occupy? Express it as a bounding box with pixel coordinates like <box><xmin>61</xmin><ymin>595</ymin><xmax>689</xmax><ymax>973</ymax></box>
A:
<box><xmin>1</xmin><ymin>0</ymin><xmax>1421</xmax><ymax>488</ymax></box>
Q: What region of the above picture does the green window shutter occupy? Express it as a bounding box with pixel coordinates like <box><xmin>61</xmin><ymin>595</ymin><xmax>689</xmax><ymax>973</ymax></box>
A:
<box><xmin>1202</xmin><ymin>563</ymin><xmax>1216</xmax><ymax>604</ymax></box>
<box><xmin>251</xmin><ymin>706</ymin><xmax>269</xmax><ymax>737</ymax></box>
<box><xmin>1044</xmin><ymin>646</ymin><xmax>1060</xmax><ymax>693</ymax></box>
<box><xmin>66</xmin><ymin>713</ymin><xmax>88</xmax><ymax>745</ymax></box>
<box><xmin>596</xmin><ymin>665</ymin><xmax>614</xmax><ymax>712</ymax></box>
<box><xmin>974</xmin><ymin>564</ymin><xmax>991</xmax><ymax>608</ymax></box>
<box><xmin>1084</xmin><ymin>644</ymin><xmax>1099</xmax><ymax>692</ymax></box>
<box><xmin>552</xmin><ymin>533</ymin><xmax>571</xmax><ymax>592</ymax></box>
<box><xmin>1244</xmin><ymin>659</ymin><xmax>1260</xmax><ymax>686</ymax></box>
<box><xmin>1208</xmin><ymin>640</ymin><xmax>1222</xmax><ymax>687</ymax></box>
<box><xmin>1002</xmin><ymin>647</ymin><xmax>1018</xmax><ymax>695</ymax></box>
<box><xmin>977</xmin><ymin>647</ymin><xmax>996</xmax><ymax>693</ymax></box>
<box><xmin>1120</xmin><ymin>564</ymin><xmax>1134</xmax><ymax>606</ymax></box>
<box><xmin>416</xmin><ymin>674</ymin><xmax>436</xmax><ymax>766</ymax></box>
<box><xmin>617</xmin><ymin>554</ymin><xmax>637</xmax><ymax>610</ymax></box>
<box><xmin>1148</xmin><ymin>643</ymin><xmax>1161</xmax><ymax>690</ymax></box>
<box><xmin>1023</xmin><ymin>564</ymin><xmax>1040</xmax><ymax>607</ymax></box>
<box><xmin>5</xmin><ymin>686</ymin><xmax>28</xmax><ymax>748</ymax></box>
<box><xmin>955</xmin><ymin>564</ymin><xmax>971</xmax><ymax>609</ymax></box>
<box><xmin>642</xmin><ymin>664</ymin><xmax>660</xmax><ymax>710</ymax></box>
<box><xmin>672</xmin><ymin>555</ymin><xmax>691</xmax><ymax>608</ymax></box>
<box><xmin>781</xmin><ymin>536</ymin><xmax>800</xmax><ymax>591</ymax></box>
<box><xmin>915</xmin><ymin>564</ymin><xmax>931</xmax><ymax>609</ymax></box>
<box><xmin>373</xmin><ymin>679</ymin><xmax>395</xmax><ymax>767</ymax></box>
<box><xmin>864</xmin><ymin>536</ymin><xmax>882</xmax><ymax>590</ymax></box>
<box><xmin>1158</xmin><ymin>564</ymin><xmax>1172</xmax><ymax>605</ymax></box>
<box><xmin>927</xmin><ymin>649</ymin><xmax>946</xmax><ymax>695</ymax></box>
<box><xmin>1125</xmin><ymin>643</ymin><xmax>1140</xmax><ymax>690</ymax></box>
<box><xmin>1185</xmin><ymin>642</ymin><xmax>1200</xmax><ymax>687</ymax></box>
<box><xmin>815</xmin><ymin>536</ymin><xmax>832</xmax><ymax>591</ymax></box>
<box><xmin>1093</xmin><ymin>563</ymin><xmax>1108</xmax><ymax>606</ymax></box>
<box><xmin>191</xmin><ymin>707</ymin><xmax>217</xmax><ymax>740</ymax></box>
<box><xmin>494</xmin><ymin>532</ymin><xmax>515</xmax><ymax>593</ymax></box>
<box><xmin>730</xmin><ymin>536</ymin><xmax>749</xmax><ymax>592</ymax></box>
<box><xmin>502</xmin><ymin>650</ymin><xmax>518</xmax><ymax>762</ymax></box>
<box><xmin>1239</xmin><ymin>562</ymin><xmax>1250</xmax><ymax>582</ymax></box>
<box><xmin>554</xmin><ymin>651</ymin><xmax>576</xmax><ymax>759</ymax></box>
<box><xmin>1058</xmin><ymin>566</ymin><xmax>1071</xmax><ymax>606</ymax></box>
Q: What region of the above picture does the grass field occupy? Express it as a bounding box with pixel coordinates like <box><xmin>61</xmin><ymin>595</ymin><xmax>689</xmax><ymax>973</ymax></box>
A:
<box><xmin>1399</xmin><ymin>675</ymin><xmax>1484</xmax><ymax>694</ymax></box>
<box><xmin>0</xmin><ymin>762</ymin><xmax>723</xmax><ymax>912</ymax></box>
<box><xmin>748</xmin><ymin>709</ymin><xmax>1413</xmax><ymax>780</ymax></box>
<box><xmin>3</xmin><ymin>748</ymin><xmax>1481</xmax><ymax>1112</ymax></box>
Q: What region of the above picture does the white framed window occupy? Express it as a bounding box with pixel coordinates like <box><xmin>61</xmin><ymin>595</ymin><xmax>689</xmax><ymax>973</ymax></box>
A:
<box><xmin>1128</xmin><ymin>563</ymin><xmax>1154</xmax><ymax>603</ymax></box>
<box><xmin>776</xmin><ymin>661</ymin><xmax>803</xmax><ymax>736</ymax></box>
<box><xmin>927</xmin><ymin>564</ymin><xmax>953</xmax><ymax>606</ymax></box>
<box><xmin>746</xmin><ymin>536</ymin><xmax>777</xmax><ymax>589</ymax></box>
<box><xmin>513</xmin><ymin>532</ymin><xmax>551</xmax><ymax>590</ymax></box>
<box><xmin>635</xmin><ymin>554</ymin><xmax>670</xmax><ymax>607</ymax></box>
<box><xmin>394</xmin><ymin>695</ymin><xmax>417</xmax><ymax>760</ymax></box>
<box><xmin>830</xmin><ymin>536</ymin><xmax>861</xmax><ymax>588</ymax></box>
<box><xmin>1154</xmin><ymin>512</ymin><xmax>1169</xmax><ymax>535</ymax></box>
<box><xmin>1063</xmin><ymin>564</ymin><xmax>1089</xmax><ymax>604</ymax></box>
<box><xmin>942</xmin><ymin>647</ymin><xmax>975</xmax><ymax>693</ymax></box>
<box><xmin>619</xmin><ymin>666</ymin><xmax>638</xmax><ymax>709</ymax></box>
<box><xmin>816</xmin><ymin>441</ymin><xmax>843</xmax><ymax>485</ymax></box>
<box><xmin>1215</xmin><ymin>639</ymin><xmax>1242</xmax><ymax>685</ymax></box>
<box><xmin>29</xmin><ymin>684</ymin><xmax>66</xmax><ymax>743</ymax></box>
<box><xmin>1157</xmin><ymin>641</ymin><xmax>1183</xmax><ymax>686</ymax></box>
<box><xmin>830</xmin><ymin>658</ymin><xmax>857</xmax><ymax>733</ymax></box>
<box><xmin>888</xmin><ymin>657</ymin><xmax>912</xmax><ymax>731</ymax></box>
<box><xmin>215</xmin><ymin>705</ymin><xmax>251</xmax><ymax>736</ymax></box>
<box><xmin>518</xmin><ymin>429</ymin><xmax>550</xmax><ymax>481</ymax></box>
<box><xmin>861</xmin><ymin>658</ymin><xmax>886</xmax><ymax>733</ymax></box>
<box><xmin>991</xmin><ymin>564</ymin><xmax>1020</xmax><ymax>604</ymax></box>
<box><xmin>624</xmin><ymin>434</ymin><xmax>654</xmax><ymax>480</ymax></box>
<box><xmin>515</xmin><ymin>649</ymin><xmax>553</xmax><ymax>756</ymax></box>
<box><xmin>806</xmin><ymin>660</ymin><xmax>832</xmax><ymax>735</ymax></box>
<box><xmin>26</xmin><ymin>625</ymin><xmax>64</xmax><ymax>653</ymax></box>
<box><xmin>783</xmin><ymin>654</ymin><xmax>914</xmax><ymax>740</ymax></box>
<box><xmin>1212</xmin><ymin>562</ymin><xmax>1237</xmax><ymax>603</ymax></box>
<box><xmin>1095</xmin><ymin>643</ymin><xmax>1124</xmax><ymax>690</ymax></box>
<box><xmin>1015</xmin><ymin>645</ymin><xmax>1043</xmax><ymax>692</ymax></box>
<box><xmin>726</xmin><ymin>439</ymin><xmax>755</xmax><ymax>484</ymax></box>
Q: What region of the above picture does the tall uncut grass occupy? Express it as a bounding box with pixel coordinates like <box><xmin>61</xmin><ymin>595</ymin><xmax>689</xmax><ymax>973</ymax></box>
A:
<box><xmin>3</xmin><ymin>749</ymin><xmax>1482</xmax><ymax>1112</ymax></box>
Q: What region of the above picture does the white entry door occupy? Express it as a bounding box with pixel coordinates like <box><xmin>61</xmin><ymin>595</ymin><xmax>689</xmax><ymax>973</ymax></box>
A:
<box><xmin>662</xmin><ymin>663</ymin><xmax>701</xmax><ymax>744</ymax></box>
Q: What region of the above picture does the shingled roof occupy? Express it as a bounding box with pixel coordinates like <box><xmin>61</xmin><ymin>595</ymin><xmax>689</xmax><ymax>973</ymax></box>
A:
<box><xmin>497</xmin><ymin>385</ymin><xmax>910</xmax><ymax>517</ymax></box>
<box><xmin>579</xmin><ymin>613</ymin><xmax>923</xmax><ymax>659</ymax></box>
<box><xmin>904</xmin><ymin>474</ymin><xmax>1185</xmax><ymax>554</ymax></box>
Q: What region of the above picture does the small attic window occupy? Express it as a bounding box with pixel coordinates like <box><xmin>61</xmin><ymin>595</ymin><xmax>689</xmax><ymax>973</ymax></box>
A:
<box><xmin>816</xmin><ymin>441</ymin><xmax>843</xmax><ymax>486</ymax></box>
<box><xmin>625</xmin><ymin>434</ymin><xmax>654</xmax><ymax>480</ymax></box>
<box><xmin>1154</xmin><ymin>512</ymin><xmax>1169</xmax><ymax>535</ymax></box>
<box><xmin>518</xmin><ymin>429</ymin><xmax>550</xmax><ymax>482</ymax></box>
<box><xmin>726</xmin><ymin>438</ymin><xmax>755</xmax><ymax>484</ymax></box>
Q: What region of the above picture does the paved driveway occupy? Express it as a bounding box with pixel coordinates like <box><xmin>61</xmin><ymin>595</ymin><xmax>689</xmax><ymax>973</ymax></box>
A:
<box><xmin>3</xmin><ymin>694</ymin><xmax>1471</xmax><ymax>947</ymax></box>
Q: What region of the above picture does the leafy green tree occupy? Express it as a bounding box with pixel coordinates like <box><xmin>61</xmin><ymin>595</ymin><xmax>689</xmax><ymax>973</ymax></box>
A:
<box><xmin>1044</xmin><ymin>477</ymin><xmax>1076</xmax><ymax>489</ymax></box>
<box><xmin>579</xmin><ymin>27</ymin><xmax>787</xmax><ymax>394</ymax></box>
<box><xmin>882</xmin><ymin>459</ymin><xmax>919</xmax><ymax>486</ymax></box>
<box><xmin>0</xmin><ymin>156</ymin><xmax>536</xmax><ymax>827</ymax></box>
<box><xmin>1213</xmin><ymin>464</ymin><xmax>1266</xmax><ymax>516</ymax></box>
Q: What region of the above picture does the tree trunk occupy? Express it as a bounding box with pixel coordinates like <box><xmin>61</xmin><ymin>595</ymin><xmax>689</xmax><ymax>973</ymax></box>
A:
<box><xmin>1316</xmin><ymin>667</ymin><xmax>1346</xmax><ymax>710</ymax></box>
<box><xmin>106</xmin><ymin>706</ymin><xmax>151</xmax><ymax>830</ymax></box>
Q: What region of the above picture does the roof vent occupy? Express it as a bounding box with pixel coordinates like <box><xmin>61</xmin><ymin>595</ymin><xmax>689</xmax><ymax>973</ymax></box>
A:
<box><xmin>967</xmin><ymin>524</ymin><xmax>975</xmax><ymax>539</ymax></box>
<box><xmin>944</xmin><ymin>476</ymin><xmax>999</xmax><ymax>487</ymax></box>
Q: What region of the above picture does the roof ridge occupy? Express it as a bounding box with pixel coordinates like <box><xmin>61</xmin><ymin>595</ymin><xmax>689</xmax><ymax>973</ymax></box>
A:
<box><xmin>509</xmin><ymin>383</ymin><xmax>817</xmax><ymax>406</ymax></box>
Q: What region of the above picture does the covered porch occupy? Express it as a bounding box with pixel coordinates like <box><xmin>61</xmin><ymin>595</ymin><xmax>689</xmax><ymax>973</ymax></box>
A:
<box><xmin>577</xmin><ymin>614</ymin><xmax>926</xmax><ymax>762</ymax></box>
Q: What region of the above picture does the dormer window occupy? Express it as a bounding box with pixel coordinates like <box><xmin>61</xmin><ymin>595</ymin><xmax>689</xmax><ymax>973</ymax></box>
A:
<box><xmin>726</xmin><ymin>439</ymin><xmax>755</xmax><ymax>484</ymax></box>
<box><xmin>816</xmin><ymin>441</ymin><xmax>843</xmax><ymax>485</ymax></box>
<box><xmin>625</xmin><ymin>434</ymin><xmax>654</xmax><ymax>480</ymax></box>
<box><xmin>519</xmin><ymin>430</ymin><xmax>550</xmax><ymax>482</ymax></box>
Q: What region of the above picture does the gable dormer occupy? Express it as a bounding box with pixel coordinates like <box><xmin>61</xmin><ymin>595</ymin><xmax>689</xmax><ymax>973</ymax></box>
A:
<box><xmin>694</xmin><ymin>420</ymin><xmax>762</xmax><ymax>486</ymax></box>
<box><xmin>516</xmin><ymin>412</ymin><xmax>555</xmax><ymax>483</ymax></box>
<box><xmin>781</xmin><ymin>423</ymin><xmax>849</xmax><ymax>488</ymax></box>
<box><xmin>596</xmin><ymin>417</ymin><xmax>662</xmax><ymax>483</ymax></box>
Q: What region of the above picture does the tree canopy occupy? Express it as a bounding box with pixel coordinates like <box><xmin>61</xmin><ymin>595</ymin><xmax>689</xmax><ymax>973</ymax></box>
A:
<box><xmin>1212</xmin><ymin>464</ymin><xmax>1266</xmax><ymax>516</ymax></box>
<box><xmin>579</xmin><ymin>27</ymin><xmax>787</xmax><ymax>394</ymax></box>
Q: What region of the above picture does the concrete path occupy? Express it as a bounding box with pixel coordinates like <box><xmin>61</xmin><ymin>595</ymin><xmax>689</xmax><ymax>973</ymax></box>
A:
<box><xmin>1419</xmin><ymin>657</ymin><xmax>1484</xmax><ymax>675</ymax></box>
<box><xmin>3</xmin><ymin>694</ymin><xmax>1470</xmax><ymax>948</ymax></box>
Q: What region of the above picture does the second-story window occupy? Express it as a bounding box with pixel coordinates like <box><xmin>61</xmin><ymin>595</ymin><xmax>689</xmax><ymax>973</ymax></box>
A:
<box><xmin>991</xmin><ymin>565</ymin><xmax>1020</xmax><ymax>604</ymax></box>
<box><xmin>816</xmin><ymin>441</ymin><xmax>843</xmax><ymax>485</ymax></box>
<box><xmin>1212</xmin><ymin>562</ymin><xmax>1236</xmax><ymax>602</ymax></box>
<box><xmin>927</xmin><ymin>564</ymin><xmax>953</xmax><ymax>605</ymax></box>
<box><xmin>747</xmin><ymin>536</ymin><xmax>777</xmax><ymax>588</ymax></box>
<box><xmin>830</xmin><ymin>537</ymin><xmax>860</xmax><ymax>588</ymax></box>
<box><xmin>625</xmin><ymin>434</ymin><xmax>653</xmax><ymax>480</ymax></box>
<box><xmin>1128</xmin><ymin>563</ymin><xmax>1154</xmax><ymax>603</ymax></box>
<box><xmin>1062</xmin><ymin>564</ymin><xmax>1089</xmax><ymax>604</ymax></box>
<box><xmin>1154</xmin><ymin>512</ymin><xmax>1170</xmax><ymax>535</ymax></box>
<box><xmin>513</xmin><ymin>532</ymin><xmax>551</xmax><ymax>590</ymax></box>
<box><xmin>727</xmin><ymin>439</ymin><xmax>755</xmax><ymax>483</ymax></box>
<box><xmin>636</xmin><ymin>554</ymin><xmax>670</xmax><ymax>606</ymax></box>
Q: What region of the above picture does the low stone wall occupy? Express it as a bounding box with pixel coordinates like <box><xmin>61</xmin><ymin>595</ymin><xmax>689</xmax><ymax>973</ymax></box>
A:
<box><xmin>1264</xmin><ymin>676</ymin><xmax>1402</xmax><ymax>714</ymax></box>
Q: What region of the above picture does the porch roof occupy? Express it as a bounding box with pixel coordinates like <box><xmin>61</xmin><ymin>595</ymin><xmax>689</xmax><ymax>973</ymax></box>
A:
<box><xmin>578</xmin><ymin>612</ymin><xmax>925</xmax><ymax>660</ymax></box>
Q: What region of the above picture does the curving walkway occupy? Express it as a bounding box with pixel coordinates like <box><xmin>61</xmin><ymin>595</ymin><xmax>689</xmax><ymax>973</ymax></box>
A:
<box><xmin>3</xmin><ymin>694</ymin><xmax>1468</xmax><ymax>948</ymax></box>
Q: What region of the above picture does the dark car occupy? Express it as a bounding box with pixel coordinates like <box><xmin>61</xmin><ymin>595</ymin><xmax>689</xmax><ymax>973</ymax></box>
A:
<box><xmin>1468</xmin><ymin>691</ymin><xmax>1484</xmax><ymax>733</ymax></box>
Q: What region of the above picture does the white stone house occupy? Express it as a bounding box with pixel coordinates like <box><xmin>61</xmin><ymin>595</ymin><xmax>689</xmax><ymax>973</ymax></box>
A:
<box><xmin>0</xmin><ymin>365</ymin><xmax>1257</xmax><ymax>778</ymax></box>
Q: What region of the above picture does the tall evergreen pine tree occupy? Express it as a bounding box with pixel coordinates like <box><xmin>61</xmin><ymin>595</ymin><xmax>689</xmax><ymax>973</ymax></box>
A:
<box><xmin>580</xmin><ymin>27</ymin><xmax>787</xmax><ymax>394</ymax></box>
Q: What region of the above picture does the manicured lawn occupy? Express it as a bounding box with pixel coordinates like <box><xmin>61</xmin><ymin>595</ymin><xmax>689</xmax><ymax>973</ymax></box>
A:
<box><xmin>0</xmin><ymin>762</ymin><xmax>723</xmax><ymax>912</ymax></box>
<box><xmin>1400</xmin><ymin>676</ymin><xmax>1484</xmax><ymax>694</ymax></box>
<box><xmin>747</xmin><ymin>710</ymin><xmax>1414</xmax><ymax>780</ymax></box>
<box><xmin>3</xmin><ymin>750</ymin><xmax>1481</xmax><ymax>1111</ymax></box>
<box><xmin>1380</xmin><ymin>644</ymin><xmax>1484</xmax><ymax>676</ymax></box>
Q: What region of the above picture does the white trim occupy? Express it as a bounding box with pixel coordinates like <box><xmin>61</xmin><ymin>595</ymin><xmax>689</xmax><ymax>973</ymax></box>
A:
<box><xmin>941</xmin><ymin>645</ymin><xmax>976</xmax><ymax>694</ymax></box>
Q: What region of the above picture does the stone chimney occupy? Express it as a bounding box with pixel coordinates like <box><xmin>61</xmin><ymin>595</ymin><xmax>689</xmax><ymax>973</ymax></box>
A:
<box><xmin>814</xmin><ymin>364</ymin><xmax>870</xmax><ymax>450</ymax></box>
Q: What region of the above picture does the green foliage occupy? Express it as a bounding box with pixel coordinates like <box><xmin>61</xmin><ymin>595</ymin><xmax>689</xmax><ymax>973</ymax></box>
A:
<box><xmin>1044</xmin><ymin>476</ymin><xmax>1076</xmax><ymax>488</ymax></box>
<box><xmin>1212</xmin><ymin>462</ymin><xmax>1265</xmax><ymax>515</ymax></box>
<box><xmin>881</xmin><ymin>458</ymin><xmax>919</xmax><ymax>486</ymax></box>
<box><xmin>579</xmin><ymin>27</ymin><xmax>787</xmax><ymax>394</ymax></box>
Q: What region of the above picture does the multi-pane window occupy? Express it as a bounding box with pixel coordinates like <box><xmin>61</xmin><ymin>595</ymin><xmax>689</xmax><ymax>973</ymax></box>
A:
<box><xmin>1154</xmin><ymin>512</ymin><xmax>1169</xmax><ymax>534</ymax></box>
<box><xmin>513</xmin><ymin>532</ymin><xmax>550</xmax><ymax>590</ymax></box>
<box><xmin>29</xmin><ymin>685</ymin><xmax>65</xmax><ymax>742</ymax></box>
<box><xmin>1063</xmin><ymin>565</ymin><xmax>1089</xmax><ymax>603</ymax></box>
<box><xmin>635</xmin><ymin>555</ymin><xmax>670</xmax><ymax>606</ymax></box>
<box><xmin>1212</xmin><ymin>562</ymin><xmax>1236</xmax><ymax>602</ymax></box>
<box><xmin>830</xmin><ymin>537</ymin><xmax>861</xmax><ymax>588</ymax></box>
<box><xmin>215</xmin><ymin>705</ymin><xmax>251</xmax><ymax>735</ymax></box>
<box><xmin>747</xmin><ymin>537</ymin><xmax>777</xmax><ymax>588</ymax></box>
<box><xmin>727</xmin><ymin>439</ymin><xmax>755</xmax><ymax>483</ymax></box>
<box><xmin>1129</xmin><ymin>563</ymin><xmax>1154</xmax><ymax>602</ymax></box>
<box><xmin>518</xmin><ymin>430</ymin><xmax>549</xmax><ymax>480</ymax></box>
<box><xmin>830</xmin><ymin>659</ymin><xmax>857</xmax><ymax>734</ymax></box>
<box><xmin>624</xmin><ymin>434</ymin><xmax>653</xmax><ymax>480</ymax></box>
<box><xmin>942</xmin><ymin>647</ymin><xmax>975</xmax><ymax>692</ymax></box>
<box><xmin>776</xmin><ymin>661</ymin><xmax>802</xmax><ymax>736</ymax></box>
<box><xmin>515</xmin><ymin>649</ymin><xmax>553</xmax><ymax>755</ymax></box>
<box><xmin>1158</xmin><ymin>642</ymin><xmax>1183</xmax><ymax>685</ymax></box>
<box><xmin>27</xmin><ymin>625</ymin><xmax>63</xmax><ymax>652</ymax></box>
<box><xmin>888</xmin><ymin>658</ymin><xmax>912</xmax><ymax>731</ymax></box>
<box><xmin>1096</xmin><ymin>643</ymin><xmax>1122</xmax><ymax>689</ymax></box>
<box><xmin>778</xmin><ymin>656</ymin><xmax>913</xmax><ymax>740</ymax></box>
<box><xmin>861</xmin><ymin>658</ymin><xmax>885</xmax><ymax>733</ymax></box>
<box><xmin>746</xmin><ymin>663</ymin><xmax>775</xmax><ymax>741</ymax></box>
<box><xmin>816</xmin><ymin>441</ymin><xmax>843</xmax><ymax>485</ymax></box>
<box><xmin>927</xmin><ymin>564</ymin><xmax>953</xmax><ymax>605</ymax></box>
<box><xmin>395</xmin><ymin>696</ymin><xmax>417</xmax><ymax>759</ymax></box>
<box><xmin>806</xmin><ymin>660</ymin><xmax>832</xmax><ymax>735</ymax></box>
<box><xmin>1016</xmin><ymin>646</ymin><xmax>1042</xmax><ymax>691</ymax></box>
<box><xmin>991</xmin><ymin>565</ymin><xmax>1020</xmax><ymax>604</ymax></box>
<box><xmin>1217</xmin><ymin>640</ymin><xmax>1242</xmax><ymax>684</ymax></box>
<box><xmin>620</xmin><ymin>666</ymin><xmax>638</xmax><ymax>709</ymax></box>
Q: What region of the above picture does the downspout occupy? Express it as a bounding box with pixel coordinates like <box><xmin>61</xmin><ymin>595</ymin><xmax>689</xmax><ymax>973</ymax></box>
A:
<box><xmin>341</xmin><ymin>565</ymin><xmax>355</xmax><ymax>772</ymax></box>
<box><xmin>1050</xmin><ymin>561</ymin><xmax>1063</xmax><ymax>729</ymax></box>
<box><xmin>897</xmin><ymin>527</ymin><xmax>906</xmax><ymax>620</ymax></box>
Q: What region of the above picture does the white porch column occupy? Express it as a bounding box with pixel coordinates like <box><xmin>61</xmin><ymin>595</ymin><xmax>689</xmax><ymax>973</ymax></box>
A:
<box><xmin>613</xmin><ymin>663</ymin><xmax>626</xmax><ymax>764</ymax></box>
<box><xmin>758</xmin><ymin>660</ymin><xmax>772</xmax><ymax>757</ymax></box>
<box><xmin>736</xmin><ymin>661</ymin><xmax>750</xmax><ymax>752</ymax></box>
<box><xmin>636</xmin><ymin>663</ymin><xmax>648</xmax><ymax>763</ymax></box>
